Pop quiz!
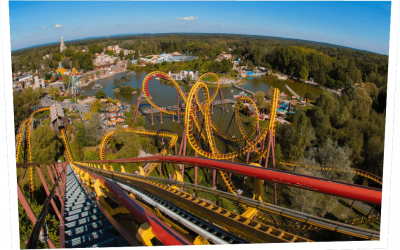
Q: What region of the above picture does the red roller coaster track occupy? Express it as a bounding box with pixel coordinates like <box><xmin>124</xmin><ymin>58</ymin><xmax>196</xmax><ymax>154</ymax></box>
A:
<box><xmin>78</xmin><ymin>155</ymin><xmax>382</xmax><ymax>205</ymax></box>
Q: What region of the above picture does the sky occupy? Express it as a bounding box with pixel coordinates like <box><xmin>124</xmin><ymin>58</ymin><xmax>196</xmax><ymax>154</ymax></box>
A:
<box><xmin>9</xmin><ymin>1</ymin><xmax>392</xmax><ymax>55</ymax></box>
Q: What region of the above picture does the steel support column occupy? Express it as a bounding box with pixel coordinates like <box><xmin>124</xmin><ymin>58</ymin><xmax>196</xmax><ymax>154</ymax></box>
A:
<box><xmin>46</xmin><ymin>165</ymin><xmax>63</xmax><ymax>205</ymax></box>
<box><xmin>151</xmin><ymin>106</ymin><xmax>154</xmax><ymax>125</ymax></box>
<box><xmin>133</xmin><ymin>90</ymin><xmax>143</xmax><ymax>123</ymax></box>
<box><xmin>36</xmin><ymin>166</ymin><xmax>62</xmax><ymax>221</ymax></box>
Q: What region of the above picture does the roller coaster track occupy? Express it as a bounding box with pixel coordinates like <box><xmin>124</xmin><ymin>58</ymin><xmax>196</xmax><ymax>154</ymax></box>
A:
<box><xmin>141</xmin><ymin>71</ymin><xmax>279</xmax><ymax>220</ymax></box>
<box><xmin>73</xmin><ymin>162</ymin><xmax>380</xmax><ymax>240</ymax></box>
<box><xmin>99</xmin><ymin>127</ymin><xmax>178</xmax><ymax>175</ymax></box>
<box><xmin>19</xmin><ymin>107</ymin><xmax>50</xmax><ymax>195</ymax></box>
<box><xmin>60</xmin><ymin>128</ymin><xmax>73</xmax><ymax>162</ymax></box>
<box><xmin>280</xmin><ymin>161</ymin><xmax>383</xmax><ymax>185</ymax></box>
<box><xmin>130</xmin><ymin>72</ymin><xmax>382</xmax><ymax>230</ymax></box>
<box><xmin>18</xmin><ymin>72</ymin><xmax>382</xmax><ymax>246</ymax></box>
<box><xmin>15</xmin><ymin>119</ymin><xmax>28</xmax><ymax>163</ymax></box>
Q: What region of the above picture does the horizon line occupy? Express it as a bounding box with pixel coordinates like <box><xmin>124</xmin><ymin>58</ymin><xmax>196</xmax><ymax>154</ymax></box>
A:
<box><xmin>11</xmin><ymin>32</ymin><xmax>388</xmax><ymax>56</ymax></box>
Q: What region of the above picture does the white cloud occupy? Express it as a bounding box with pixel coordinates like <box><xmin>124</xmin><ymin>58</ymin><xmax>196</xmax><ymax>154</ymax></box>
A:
<box><xmin>221</xmin><ymin>25</ymin><xmax>225</xmax><ymax>28</ymax></box>
<box><xmin>54</xmin><ymin>24</ymin><xmax>64</xmax><ymax>29</ymax></box>
<box><xmin>41</xmin><ymin>26</ymin><xmax>47</xmax><ymax>29</ymax></box>
<box><xmin>177</xmin><ymin>16</ymin><xmax>198</xmax><ymax>21</ymax></box>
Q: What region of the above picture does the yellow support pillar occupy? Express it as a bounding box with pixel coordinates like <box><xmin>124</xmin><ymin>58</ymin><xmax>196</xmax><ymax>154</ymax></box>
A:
<box><xmin>138</xmin><ymin>166</ymin><xmax>145</xmax><ymax>176</ymax></box>
<box><xmin>136</xmin><ymin>222</ymin><xmax>155</xmax><ymax>246</ymax></box>
<box><xmin>84</xmin><ymin>172</ymin><xmax>93</xmax><ymax>187</ymax></box>
<box><xmin>241</xmin><ymin>207</ymin><xmax>258</xmax><ymax>219</ymax></box>
<box><xmin>93</xmin><ymin>179</ymin><xmax>117</xmax><ymax>216</ymax></box>
<box><xmin>154</xmin><ymin>208</ymin><xmax>189</xmax><ymax>234</ymax></box>
<box><xmin>171</xmin><ymin>162</ymin><xmax>183</xmax><ymax>190</ymax></box>
<box><xmin>193</xmin><ymin>235</ymin><xmax>210</xmax><ymax>245</ymax></box>
<box><xmin>250</xmin><ymin>163</ymin><xmax>264</xmax><ymax>202</ymax></box>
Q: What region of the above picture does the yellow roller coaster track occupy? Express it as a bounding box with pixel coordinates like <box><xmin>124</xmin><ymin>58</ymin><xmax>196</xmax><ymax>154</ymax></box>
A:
<box><xmin>15</xmin><ymin>119</ymin><xmax>29</xmax><ymax>163</ymax></box>
<box><xmin>20</xmin><ymin>71</ymin><xmax>380</xmax><ymax>242</ymax></box>
<box><xmin>99</xmin><ymin>127</ymin><xmax>178</xmax><ymax>175</ymax></box>
<box><xmin>22</xmin><ymin>107</ymin><xmax>50</xmax><ymax>195</ymax></box>
<box><xmin>60</xmin><ymin>128</ymin><xmax>74</xmax><ymax>162</ymax></box>
<box><xmin>280</xmin><ymin>161</ymin><xmax>383</xmax><ymax>185</ymax></box>
<box><xmin>142</xmin><ymin>71</ymin><xmax>281</xmax><ymax>222</ymax></box>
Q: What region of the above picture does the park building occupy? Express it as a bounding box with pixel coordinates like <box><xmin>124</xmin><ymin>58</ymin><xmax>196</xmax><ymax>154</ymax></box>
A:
<box><xmin>215</xmin><ymin>52</ymin><xmax>235</xmax><ymax>62</ymax></box>
<box><xmin>168</xmin><ymin>70</ymin><xmax>199</xmax><ymax>81</ymax></box>
<box><xmin>60</xmin><ymin>37</ymin><xmax>67</xmax><ymax>52</ymax></box>
<box><xmin>93</xmin><ymin>52</ymin><xmax>116</xmax><ymax>67</ymax></box>
<box><xmin>50</xmin><ymin>102</ymin><xmax>68</xmax><ymax>134</ymax></box>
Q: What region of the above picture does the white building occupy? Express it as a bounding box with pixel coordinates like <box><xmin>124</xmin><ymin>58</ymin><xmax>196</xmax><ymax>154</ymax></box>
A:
<box><xmin>60</xmin><ymin>37</ymin><xmax>67</xmax><ymax>52</ymax></box>
<box><xmin>93</xmin><ymin>54</ymin><xmax>115</xmax><ymax>67</ymax></box>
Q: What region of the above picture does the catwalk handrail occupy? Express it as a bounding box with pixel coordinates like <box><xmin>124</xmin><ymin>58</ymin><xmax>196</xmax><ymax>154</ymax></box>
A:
<box><xmin>76</xmin><ymin>156</ymin><xmax>382</xmax><ymax>205</ymax></box>
<box><xmin>25</xmin><ymin>165</ymin><xmax>66</xmax><ymax>249</ymax></box>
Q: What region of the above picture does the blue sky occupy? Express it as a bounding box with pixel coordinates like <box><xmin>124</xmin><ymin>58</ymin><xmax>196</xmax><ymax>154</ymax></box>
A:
<box><xmin>9</xmin><ymin>1</ymin><xmax>391</xmax><ymax>55</ymax></box>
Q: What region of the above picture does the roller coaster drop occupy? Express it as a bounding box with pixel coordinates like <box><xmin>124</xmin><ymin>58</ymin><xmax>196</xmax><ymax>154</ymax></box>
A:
<box><xmin>16</xmin><ymin>71</ymin><xmax>382</xmax><ymax>248</ymax></box>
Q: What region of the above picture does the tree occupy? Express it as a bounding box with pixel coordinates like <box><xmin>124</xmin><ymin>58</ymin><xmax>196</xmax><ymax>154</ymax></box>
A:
<box><xmin>127</xmin><ymin>60</ymin><xmax>132</xmax><ymax>69</ymax></box>
<box><xmin>74</xmin><ymin>60</ymin><xmax>80</xmax><ymax>70</ymax></box>
<box><xmin>113</xmin><ymin>77</ymin><xmax>122</xmax><ymax>87</ymax></box>
<box><xmin>285</xmin><ymin>138</ymin><xmax>354</xmax><ymax>216</ymax></box>
<box><xmin>83</xmin><ymin>99</ymin><xmax>104</xmax><ymax>120</ymax></box>
<box><xmin>300</xmin><ymin>66</ymin><xmax>309</xmax><ymax>81</ymax></box>
<box><xmin>114</xmin><ymin>125</ymin><xmax>141</xmax><ymax>159</ymax></box>
<box><xmin>14</xmin><ymin>61</ymin><xmax>20</xmax><ymax>73</ymax></box>
<box><xmin>343</xmin><ymin>86</ymin><xmax>372</xmax><ymax>118</ymax></box>
<box><xmin>49</xmin><ymin>86</ymin><xmax>59</xmax><ymax>98</ymax></box>
<box><xmin>84</xmin><ymin>148</ymin><xmax>100</xmax><ymax>161</ymax></box>
<box><xmin>247</xmin><ymin>60</ymin><xmax>254</xmax><ymax>71</ymax></box>
<box><xmin>364</xmin><ymin>82</ymin><xmax>379</xmax><ymax>101</ymax></box>
<box><xmin>62</xmin><ymin>75</ymin><xmax>71</xmax><ymax>90</ymax></box>
<box><xmin>134</xmin><ymin>50</ymin><xmax>140</xmax><ymax>61</ymax></box>
<box><xmin>278</xmin><ymin>111</ymin><xmax>315</xmax><ymax>161</ymax></box>
<box><xmin>119</xmin><ymin>50</ymin><xmax>125</xmax><ymax>59</ymax></box>
<box><xmin>31</xmin><ymin>123</ymin><xmax>63</xmax><ymax>162</ymax></box>
<box><xmin>316</xmin><ymin>91</ymin><xmax>339</xmax><ymax>118</ymax></box>
<box><xmin>254</xmin><ymin>91</ymin><xmax>268</xmax><ymax>112</ymax></box>
<box><xmin>120</xmin><ymin>75</ymin><xmax>129</xmax><ymax>85</ymax></box>
<box><xmin>304</xmin><ymin>92</ymin><xmax>316</xmax><ymax>101</ymax></box>
<box><xmin>84</xmin><ymin>113</ymin><xmax>104</xmax><ymax>146</ymax></box>
<box><xmin>120</xmin><ymin>85</ymin><xmax>134</xmax><ymax>95</ymax></box>
<box><xmin>95</xmin><ymin>90</ymin><xmax>106</xmax><ymax>99</ymax></box>
<box><xmin>96</xmin><ymin>70</ymin><xmax>100</xmax><ymax>76</ymax></box>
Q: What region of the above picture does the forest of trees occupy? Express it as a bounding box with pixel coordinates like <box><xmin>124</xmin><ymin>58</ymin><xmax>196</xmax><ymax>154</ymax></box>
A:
<box><xmin>275</xmin><ymin>84</ymin><xmax>385</xmax><ymax>188</ymax></box>
<box><xmin>12</xmin><ymin>34</ymin><xmax>388</xmax><ymax>90</ymax></box>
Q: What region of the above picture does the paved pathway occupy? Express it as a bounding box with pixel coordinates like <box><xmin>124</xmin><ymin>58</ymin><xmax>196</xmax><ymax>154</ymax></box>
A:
<box><xmin>40</xmin><ymin>95</ymin><xmax>90</xmax><ymax>121</ymax></box>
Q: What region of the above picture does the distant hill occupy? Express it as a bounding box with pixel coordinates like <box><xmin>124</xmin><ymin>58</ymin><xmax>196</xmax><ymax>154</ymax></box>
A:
<box><xmin>11</xmin><ymin>32</ymin><xmax>385</xmax><ymax>56</ymax></box>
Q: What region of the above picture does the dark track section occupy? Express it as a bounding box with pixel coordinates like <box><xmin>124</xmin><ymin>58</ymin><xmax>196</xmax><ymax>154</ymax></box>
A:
<box><xmin>117</xmin><ymin>181</ymin><xmax>248</xmax><ymax>244</ymax></box>
<box><xmin>64</xmin><ymin>165</ymin><xmax>129</xmax><ymax>248</ymax></box>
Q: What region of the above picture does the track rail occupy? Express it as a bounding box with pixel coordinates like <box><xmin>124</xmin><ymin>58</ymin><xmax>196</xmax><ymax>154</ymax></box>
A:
<box><xmin>76</xmin><ymin>156</ymin><xmax>382</xmax><ymax>205</ymax></box>
<box><xmin>71</xmin><ymin>163</ymin><xmax>193</xmax><ymax>246</ymax></box>
<box><xmin>75</xmin><ymin>163</ymin><xmax>313</xmax><ymax>243</ymax></box>
<box><xmin>280</xmin><ymin>161</ymin><xmax>383</xmax><ymax>185</ymax></box>
<box><xmin>99</xmin><ymin>127</ymin><xmax>178</xmax><ymax>175</ymax></box>
<box><xmin>74</xmin><ymin>162</ymin><xmax>379</xmax><ymax>241</ymax></box>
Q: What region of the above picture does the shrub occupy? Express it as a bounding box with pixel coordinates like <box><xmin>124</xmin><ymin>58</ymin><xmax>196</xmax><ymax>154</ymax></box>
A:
<box><xmin>305</xmin><ymin>92</ymin><xmax>316</xmax><ymax>101</ymax></box>
<box><xmin>95</xmin><ymin>90</ymin><xmax>106</xmax><ymax>99</ymax></box>
<box><xmin>120</xmin><ymin>85</ymin><xmax>134</xmax><ymax>95</ymax></box>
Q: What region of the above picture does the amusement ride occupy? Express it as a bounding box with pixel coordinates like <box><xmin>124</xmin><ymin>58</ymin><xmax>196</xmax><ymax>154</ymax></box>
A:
<box><xmin>15</xmin><ymin>71</ymin><xmax>382</xmax><ymax>248</ymax></box>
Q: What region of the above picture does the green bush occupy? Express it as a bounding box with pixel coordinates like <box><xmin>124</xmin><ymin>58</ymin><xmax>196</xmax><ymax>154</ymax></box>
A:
<box><xmin>120</xmin><ymin>85</ymin><xmax>134</xmax><ymax>95</ymax></box>
<box><xmin>95</xmin><ymin>90</ymin><xmax>106</xmax><ymax>99</ymax></box>
<box><xmin>305</xmin><ymin>92</ymin><xmax>316</xmax><ymax>101</ymax></box>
